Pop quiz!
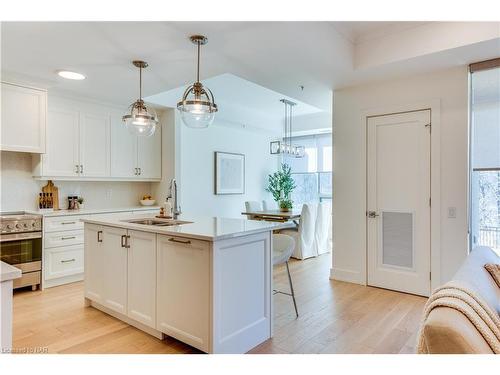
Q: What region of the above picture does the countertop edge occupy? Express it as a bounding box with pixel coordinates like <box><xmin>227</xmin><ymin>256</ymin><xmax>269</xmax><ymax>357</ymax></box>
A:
<box><xmin>81</xmin><ymin>217</ymin><xmax>289</xmax><ymax>242</ymax></box>
<box><xmin>1</xmin><ymin>261</ymin><xmax>22</xmax><ymax>282</ymax></box>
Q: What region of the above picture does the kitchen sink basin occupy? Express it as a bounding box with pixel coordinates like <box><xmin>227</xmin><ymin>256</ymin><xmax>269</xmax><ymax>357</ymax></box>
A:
<box><xmin>123</xmin><ymin>218</ymin><xmax>193</xmax><ymax>226</ymax></box>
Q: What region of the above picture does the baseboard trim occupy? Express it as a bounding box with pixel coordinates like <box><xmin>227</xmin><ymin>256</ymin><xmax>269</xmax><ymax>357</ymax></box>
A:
<box><xmin>330</xmin><ymin>267</ymin><xmax>365</xmax><ymax>285</ymax></box>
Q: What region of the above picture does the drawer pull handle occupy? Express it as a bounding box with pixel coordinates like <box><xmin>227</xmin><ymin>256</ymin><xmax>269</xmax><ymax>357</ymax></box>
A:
<box><xmin>97</xmin><ymin>230</ymin><xmax>103</xmax><ymax>242</ymax></box>
<box><xmin>61</xmin><ymin>236</ymin><xmax>76</xmax><ymax>240</ymax></box>
<box><xmin>168</xmin><ymin>238</ymin><xmax>191</xmax><ymax>245</ymax></box>
<box><xmin>121</xmin><ymin>235</ymin><xmax>130</xmax><ymax>248</ymax></box>
<box><xmin>61</xmin><ymin>222</ymin><xmax>76</xmax><ymax>225</ymax></box>
<box><xmin>61</xmin><ymin>258</ymin><xmax>76</xmax><ymax>263</ymax></box>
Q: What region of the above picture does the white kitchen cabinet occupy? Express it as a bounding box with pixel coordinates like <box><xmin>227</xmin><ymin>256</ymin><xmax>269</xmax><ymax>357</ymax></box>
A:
<box><xmin>40</xmin><ymin>107</ymin><xmax>80</xmax><ymax>176</ymax></box>
<box><xmin>1</xmin><ymin>82</ymin><xmax>47</xmax><ymax>153</ymax></box>
<box><xmin>84</xmin><ymin>224</ymin><xmax>105</xmax><ymax>304</ymax></box>
<box><xmin>137</xmin><ymin>128</ymin><xmax>161</xmax><ymax>179</ymax></box>
<box><xmin>110</xmin><ymin>114</ymin><xmax>137</xmax><ymax>178</ymax></box>
<box><xmin>79</xmin><ymin>112</ymin><xmax>110</xmax><ymax>177</ymax></box>
<box><xmin>127</xmin><ymin>230</ymin><xmax>156</xmax><ymax>328</ymax></box>
<box><xmin>156</xmin><ymin>235</ymin><xmax>210</xmax><ymax>352</ymax></box>
<box><xmin>100</xmin><ymin>225</ymin><xmax>128</xmax><ymax>315</ymax></box>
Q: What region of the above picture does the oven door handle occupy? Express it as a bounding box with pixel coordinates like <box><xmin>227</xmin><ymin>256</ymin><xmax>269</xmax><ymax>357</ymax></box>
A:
<box><xmin>0</xmin><ymin>232</ymin><xmax>42</xmax><ymax>243</ymax></box>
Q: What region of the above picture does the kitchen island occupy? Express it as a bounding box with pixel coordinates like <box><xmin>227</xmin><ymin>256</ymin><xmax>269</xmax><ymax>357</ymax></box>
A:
<box><xmin>82</xmin><ymin>214</ymin><xmax>286</xmax><ymax>354</ymax></box>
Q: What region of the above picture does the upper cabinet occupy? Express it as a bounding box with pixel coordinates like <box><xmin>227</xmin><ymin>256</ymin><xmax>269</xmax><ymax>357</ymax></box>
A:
<box><xmin>33</xmin><ymin>95</ymin><xmax>161</xmax><ymax>181</ymax></box>
<box><xmin>1</xmin><ymin>82</ymin><xmax>47</xmax><ymax>153</ymax></box>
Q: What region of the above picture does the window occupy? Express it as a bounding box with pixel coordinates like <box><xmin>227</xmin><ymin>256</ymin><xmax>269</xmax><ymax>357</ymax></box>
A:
<box><xmin>470</xmin><ymin>63</ymin><xmax>500</xmax><ymax>255</ymax></box>
<box><xmin>284</xmin><ymin>133</ymin><xmax>332</xmax><ymax>206</ymax></box>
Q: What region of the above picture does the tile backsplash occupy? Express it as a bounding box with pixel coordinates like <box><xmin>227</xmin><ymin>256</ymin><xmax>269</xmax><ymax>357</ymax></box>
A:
<box><xmin>0</xmin><ymin>151</ymin><xmax>153</xmax><ymax>211</ymax></box>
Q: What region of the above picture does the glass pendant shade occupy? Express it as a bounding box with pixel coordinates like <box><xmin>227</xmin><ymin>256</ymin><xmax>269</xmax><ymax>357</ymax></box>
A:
<box><xmin>177</xmin><ymin>83</ymin><xmax>217</xmax><ymax>128</ymax></box>
<box><xmin>122</xmin><ymin>60</ymin><xmax>157</xmax><ymax>137</ymax></box>
<box><xmin>123</xmin><ymin>100</ymin><xmax>158</xmax><ymax>136</ymax></box>
<box><xmin>177</xmin><ymin>35</ymin><xmax>218</xmax><ymax>128</ymax></box>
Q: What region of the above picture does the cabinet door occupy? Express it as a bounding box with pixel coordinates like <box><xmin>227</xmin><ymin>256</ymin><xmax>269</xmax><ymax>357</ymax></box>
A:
<box><xmin>84</xmin><ymin>224</ymin><xmax>105</xmax><ymax>304</ymax></box>
<box><xmin>156</xmin><ymin>235</ymin><xmax>210</xmax><ymax>352</ymax></box>
<box><xmin>110</xmin><ymin>114</ymin><xmax>137</xmax><ymax>178</ymax></box>
<box><xmin>43</xmin><ymin>108</ymin><xmax>79</xmax><ymax>176</ymax></box>
<box><xmin>80</xmin><ymin>112</ymin><xmax>110</xmax><ymax>177</ymax></box>
<box><xmin>101</xmin><ymin>226</ymin><xmax>128</xmax><ymax>314</ymax></box>
<box><xmin>127</xmin><ymin>230</ymin><xmax>156</xmax><ymax>328</ymax></box>
<box><xmin>1</xmin><ymin>82</ymin><xmax>46</xmax><ymax>153</ymax></box>
<box><xmin>137</xmin><ymin>125</ymin><xmax>161</xmax><ymax>179</ymax></box>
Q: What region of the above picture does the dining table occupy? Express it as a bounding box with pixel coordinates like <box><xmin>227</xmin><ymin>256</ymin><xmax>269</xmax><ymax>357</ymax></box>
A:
<box><xmin>241</xmin><ymin>209</ymin><xmax>301</xmax><ymax>226</ymax></box>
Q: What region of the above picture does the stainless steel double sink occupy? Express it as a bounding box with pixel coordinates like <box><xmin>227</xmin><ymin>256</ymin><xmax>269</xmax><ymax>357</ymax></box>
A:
<box><xmin>123</xmin><ymin>218</ymin><xmax>193</xmax><ymax>227</ymax></box>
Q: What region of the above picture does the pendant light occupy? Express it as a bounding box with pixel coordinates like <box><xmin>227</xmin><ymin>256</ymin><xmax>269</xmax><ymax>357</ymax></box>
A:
<box><xmin>270</xmin><ymin>99</ymin><xmax>305</xmax><ymax>158</ymax></box>
<box><xmin>122</xmin><ymin>60</ymin><xmax>158</xmax><ymax>137</ymax></box>
<box><xmin>177</xmin><ymin>35</ymin><xmax>218</xmax><ymax>129</ymax></box>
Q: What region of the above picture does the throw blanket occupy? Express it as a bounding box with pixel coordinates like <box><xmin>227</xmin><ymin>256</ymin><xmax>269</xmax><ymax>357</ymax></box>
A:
<box><xmin>417</xmin><ymin>281</ymin><xmax>500</xmax><ymax>354</ymax></box>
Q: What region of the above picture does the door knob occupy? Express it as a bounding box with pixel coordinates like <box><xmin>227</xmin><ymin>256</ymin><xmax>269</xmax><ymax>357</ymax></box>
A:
<box><xmin>367</xmin><ymin>211</ymin><xmax>379</xmax><ymax>218</ymax></box>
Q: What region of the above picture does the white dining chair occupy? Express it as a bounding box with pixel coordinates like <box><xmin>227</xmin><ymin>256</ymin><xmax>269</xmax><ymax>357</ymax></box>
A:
<box><xmin>281</xmin><ymin>203</ymin><xmax>318</xmax><ymax>259</ymax></box>
<box><xmin>245</xmin><ymin>201</ymin><xmax>263</xmax><ymax>212</ymax></box>
<box><xmin>315</xmin><ymin>202</ymin><xmax>332</xmax><ymax>255</ymax></box>
<box><xmin>262</xmin><ymin>200</ymin><xmax>277</xmax><ymax>211</ymax></box>
<box><xmin>272</xmin><ymin>234</ymin><xmax>298</xmax><ymax>317</ymax></box>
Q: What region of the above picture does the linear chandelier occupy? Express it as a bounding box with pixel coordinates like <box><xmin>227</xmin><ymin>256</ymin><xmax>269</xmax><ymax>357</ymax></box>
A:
<box><xmin>270</xmin><ymin>99</ymin><xmax>304</xmax><ymax>158</ymax></box>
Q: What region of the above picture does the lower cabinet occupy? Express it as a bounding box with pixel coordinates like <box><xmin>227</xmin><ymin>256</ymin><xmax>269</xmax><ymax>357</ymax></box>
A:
<box><xmin>156</xmin><ymin>235</ymin><xmax>210</xmax><ymax>352</ymax></box>
<box><xmin>84</xmin><ymin>224</ymin><xmax>157</xmax><ymax>328</ymax></box>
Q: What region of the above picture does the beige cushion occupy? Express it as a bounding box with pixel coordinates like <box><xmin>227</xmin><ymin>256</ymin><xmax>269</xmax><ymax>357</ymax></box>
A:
<box><xmin>484</xmin><ymin>263</ymin><xmax>500</xmax><ymax>288</ymax></box>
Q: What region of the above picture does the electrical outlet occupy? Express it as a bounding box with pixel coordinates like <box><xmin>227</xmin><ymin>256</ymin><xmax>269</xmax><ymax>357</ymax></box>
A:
<box><xmin>106</xmin><ymin>189</ymin><xmax>112</xmax><ymax>199</ymax></box>
<box><xmin>448</xmin><ymin>207</ymin><xmax>456</xmax><ymax>218</ymax></box>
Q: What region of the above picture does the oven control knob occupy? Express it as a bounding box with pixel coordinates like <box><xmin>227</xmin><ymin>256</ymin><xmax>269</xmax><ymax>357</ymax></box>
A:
<box><xmin>6</xmin><ymin>224</ymin><xmax>13</xmax><ymax>230</ymax></box>
<box><xmin>15</xmin><ymin>223</ymin><xmax>21</xmax><ymax>229</ymax></box>
<box><xmin>23</xmin><ymin>223</ymin><xmax>28</xmax><ymax>228</ymax></box>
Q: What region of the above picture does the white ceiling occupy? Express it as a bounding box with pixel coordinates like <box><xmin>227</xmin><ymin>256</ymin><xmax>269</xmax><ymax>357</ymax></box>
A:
<box><xmin>1</xmin><ymin>21</ymin><xmax>498</xmax><ymax>131</ymax></box>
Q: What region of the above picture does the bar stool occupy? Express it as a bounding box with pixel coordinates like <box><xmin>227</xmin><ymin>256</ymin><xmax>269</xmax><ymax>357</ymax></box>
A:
<box><xmin>273</xmin><ymin>234</ymin><xmax>299</xmax><ymax>318</ymax></box>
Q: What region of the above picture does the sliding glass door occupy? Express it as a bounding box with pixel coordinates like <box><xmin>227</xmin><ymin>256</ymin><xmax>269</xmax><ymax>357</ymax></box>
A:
<box><xmin>470</xmin><ymin>61</ymin><xmax>500</xmax><ymax>255</ymax></box>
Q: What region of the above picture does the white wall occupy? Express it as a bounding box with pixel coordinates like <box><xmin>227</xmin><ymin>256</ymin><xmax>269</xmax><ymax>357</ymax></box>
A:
<box><xmin>177</xmin><ymin>117</ymin><xmax>278</xmax><ymax>218</ymax></box>
<box><xmin>332</xmin><ymin>65</ymin><xmax>469</xmax><ymax>286</ymax></box>
<box><xmin>0</xmin><ymin>151</ymin><xmax>152</xmax><ymax>211</ymax></box>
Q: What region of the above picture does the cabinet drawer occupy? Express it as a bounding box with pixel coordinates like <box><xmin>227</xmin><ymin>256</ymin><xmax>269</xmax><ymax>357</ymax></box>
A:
<box><xmin>45</xmin><ymin>244</ymin><xmax>84</xmax><ymax>280</ymax></box>
<box><xmin>44</xmin><ymin>229</ymin><xmax>84</xmax><ymax>248</ymax></box>
<box><xmin>44</xmin><ymin>215</ymin><xmax>86</xmax><ymax>232</ymax></box>
<box><xmin>159</xmin><ymin>235</ymin><xmax>210</xmax><ymax>251</ymax></box>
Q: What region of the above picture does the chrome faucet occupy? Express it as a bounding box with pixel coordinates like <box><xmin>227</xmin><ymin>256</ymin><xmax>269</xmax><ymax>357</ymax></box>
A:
<box><xmin>168</xmin><ymin>178</ymin><xmax>181</xmax><ymax>219</ymax></box>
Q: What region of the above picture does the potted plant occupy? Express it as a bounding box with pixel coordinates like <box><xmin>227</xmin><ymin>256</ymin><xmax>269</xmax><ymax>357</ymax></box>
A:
<box><xmin>266</xmin><ymin>163</ymin><xmax>296</xmax><ymax>212</ymax></box>
<box><xmin>77</xmin><ymin>197</ymin><xmax>85</xmax><ymax>210</ymax></box>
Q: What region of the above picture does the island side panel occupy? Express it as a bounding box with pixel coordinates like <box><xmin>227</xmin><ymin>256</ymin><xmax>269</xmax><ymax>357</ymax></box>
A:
<box><xmin>212</xmin><ymin>231</ymin><xmax>272</xmax><ymax>354</ymax></box>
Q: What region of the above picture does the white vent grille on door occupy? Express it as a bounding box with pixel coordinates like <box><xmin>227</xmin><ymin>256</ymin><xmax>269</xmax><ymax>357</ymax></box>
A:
<box><xmin>382</xmin><ymin>211</ymin><xmax>414</xmax><ymax>268</ymax></box>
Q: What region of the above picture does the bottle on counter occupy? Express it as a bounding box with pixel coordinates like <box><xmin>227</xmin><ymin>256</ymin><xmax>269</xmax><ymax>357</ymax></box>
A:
<box><xmin>39</xmin><ymin>193</ymin><xmax>43</xmax><ymax>209</ymax></box>
<box><xmin>48</xmin><ymin>193</ymin><xmax>53</xmax><ymax>208</ymax></box>
<box><xmin>42</xmin><ymin>193</ymin><xmax>46</xmax><ymax>209</ymax></box>
<box><xmin>164</xmin><ymin>198</ymin><xmax>173</xmax><ymax>218</ymax></box>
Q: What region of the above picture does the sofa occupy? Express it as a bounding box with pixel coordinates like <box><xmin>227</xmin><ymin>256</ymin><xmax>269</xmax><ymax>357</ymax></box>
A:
<box><xmin>418</xmin><ymin>246</ymin><xmax>500</xmax><ymax>354</ymax></box>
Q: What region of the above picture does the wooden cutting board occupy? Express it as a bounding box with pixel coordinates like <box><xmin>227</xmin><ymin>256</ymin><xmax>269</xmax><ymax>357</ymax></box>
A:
<box><xmin>42</xmin><ymin>180</ymin><xmax>59</xmax><ymax>210</ymax></box>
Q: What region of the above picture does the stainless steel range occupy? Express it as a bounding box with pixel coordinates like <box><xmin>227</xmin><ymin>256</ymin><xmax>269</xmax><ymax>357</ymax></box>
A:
<box><xmin>0</xmin><ymin>212</ymin><xmax>42</xmax><ymax>290</ymax></box>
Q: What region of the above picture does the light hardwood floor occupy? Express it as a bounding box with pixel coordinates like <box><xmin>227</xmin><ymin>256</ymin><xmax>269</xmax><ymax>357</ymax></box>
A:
<box><xmin>12</xmin><ymin>254</ymin><xmax>426</xmax><ymax>354</ymax></box>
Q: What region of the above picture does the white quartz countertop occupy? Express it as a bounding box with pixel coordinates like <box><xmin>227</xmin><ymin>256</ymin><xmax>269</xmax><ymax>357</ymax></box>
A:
<box><xmin>1</xmin><ymin>261</ymin><xmax>22</xmax><ymax>282</ymax></box>
<box><xmin>26</xmin><ymin>206</ymin><xmax>160</xmax><ymax>217</ymax></box>
<box><xmin>82</xmin><ymin>213</ymin><xmax>291</xmax><ymax>241</ymax></box>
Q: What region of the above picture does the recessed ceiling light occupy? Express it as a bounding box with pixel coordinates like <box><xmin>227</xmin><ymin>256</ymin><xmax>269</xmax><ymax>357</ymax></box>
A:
<box><xmin>57</xmin><ymin>70</ymin><xmax>86</xmax><ymax>80</ymax></box>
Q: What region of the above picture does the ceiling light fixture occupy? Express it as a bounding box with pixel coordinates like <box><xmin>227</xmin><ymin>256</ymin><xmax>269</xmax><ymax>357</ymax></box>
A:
<box><xmin>177</xmin><ymin>35</ymin><xmax>218</xmax><ymax>129</ymax></box>
<box><xmin>122</xmin><ymin>60</ymin><xmax>158</xmax><ymax>137</ymax></box>
<box><xmin>270</xmin><ymin>99</ymin><xmax>305</xmax><ymax>158</ymax></box>
<box><xmin>57</xmin><ymin>70</ymin><xmax>86</xmax><ymax>80</ymax></box>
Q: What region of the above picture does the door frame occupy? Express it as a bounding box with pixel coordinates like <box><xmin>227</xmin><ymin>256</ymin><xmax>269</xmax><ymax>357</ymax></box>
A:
<box><xmin>361</xmin><ymin>100</ymin><xmax>441</xmax><ymax>291</ymax></box>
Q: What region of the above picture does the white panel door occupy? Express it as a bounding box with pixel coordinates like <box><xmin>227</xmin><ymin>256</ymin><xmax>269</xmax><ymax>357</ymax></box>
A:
<box><xmin>367</xmin><ymin>110</ymin><xmax>431</xmax><ymax>296</ymax></box>
<box><xmin>110</xmin><ymin>114</ymin><xmax>138</xmax><ymax>178</ymax></box>
<box><xmin>137</xmin><ymin>126</ymin><xmax>161</xmax><ymax>179</ymax></box>
<box><xmin>1</xmin><ymin>82</ymin><xmax>46</xmax><ymax>153</ymax></box>
<box><xmin>43</xmin><ymin>108</ymin><xmax>80</xmax><ymax>176</ymax></box>
<box><xmin>84</xmin><ymin>224</ymin><xmax>105</xmax><ymax>304</ymax></box>
<box><xmin>101</xmin><ymin>226</ymin><xmax>128</xmax><ymax>314</ymax></box>
<box><xmin>127</xmin><ymin>229</ymin><xmax>156</xmax><ymax>328</ymax></box>
<box><xmin>156</xmin><ymin>235</ymin><xmax>210</xmax><ymax>352</ymax></box>
<box><xmin>80</xmin><ymin>112</ymin><xmax>110</xmax><ymax>177</ymax></box>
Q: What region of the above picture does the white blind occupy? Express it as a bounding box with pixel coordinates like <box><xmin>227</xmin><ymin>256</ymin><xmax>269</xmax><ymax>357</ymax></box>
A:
<box><xmin>471</xmin><ymin>67</ymin><xmax>500</xmax><ymax>170</ymax></box>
